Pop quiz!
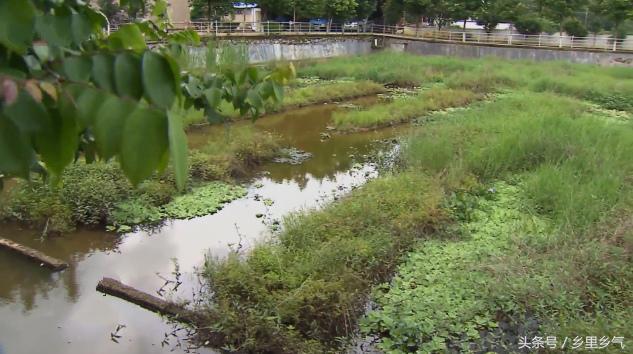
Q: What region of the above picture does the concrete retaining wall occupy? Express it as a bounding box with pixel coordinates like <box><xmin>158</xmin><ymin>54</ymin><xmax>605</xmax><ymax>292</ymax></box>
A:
<box><xmin>187</xmin><ymin>36</ymin><xmax>633</xmax><ymax>67</ymax></box>
<box><xmin>188</xmin><ymin>37</ymin><xmax>373</xmax><ymax>66</ymax></box>
<box><xmin>385</xmin><ymin>38</ymin><xmax>633</xmax><ymax>65</ymax></box>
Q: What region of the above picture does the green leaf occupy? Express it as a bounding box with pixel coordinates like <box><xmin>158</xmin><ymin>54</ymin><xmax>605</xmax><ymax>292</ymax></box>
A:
<box><xmin>92</xmin><ymin>53</ymin><xmax>115</xmax><ymax>92</ymax></box>
<box><xmin>68</xmin><ymin>86</ymin><xmax>106</xmax><ymax>128</ymax></box>
<box><xmin>0</xmin><ymin>0</ymin><xmax>35</xmax><ymax>53</ymax></box>
<box><xmin>119</xmin><ymin>107</ymin><xmax>169</xmax><ymax>185</ymax></box>
<box><xmin>63</xmin><ymin>56</ymin><xmax>92</xmax><ymax>82</ymax></box>
<box><xmin>3</xmin><ymin>89</ymin><xmax>51</xmax><ymax>134</ymax></box>
<box><xmin>152</xmin><ymin>0</ymin><xmax>168</xmax><ymax>17</ymax></box>
<box><xmin>204</xmin><ymin>87</ymin><xmax>223</xmax><ymax>108</ymax></box>
<box><xmin>94</xmin><ymin>95</ymin><xmax>136</xmax><ymax>159</ymax></box>
<box><xmin>0</xmin><ymin>113</ymin><xmax>33</xmax><ymax>178</ymax></box>
<box><xmin>36</xmin><ymin>12</ymin><xmax>73</xmax><ymax>48</ymax></box>
<box><xmin>247</xmin><ymin>90</ymin><xmax>264</xmax><ymax>112</ymax></box>
<box><xmin>167</xmin><ymin>110</ymin><xmax>188</xmax><ymax>190</ymax></box>
<box><xmin>272</xmin><ymin>82</ymin><xmax>284</xmax><ymax>102</ymax></box>
<box><xmin>109</xmin><ymin>24</ymin><xmax>146</xmax><ymax>52</ymax></box>
<box><xmin>114</xmin><ymin>52</ymin><xmax>143</xmax><ymax>99</ymax></box>
<box><xmin>142</xmin><ymin>51</ymin><xmax>177</xmax><ymax>109</ymax></box>
<box><xmin>71</xmin><ymin>12</ymin><xmax>94</xmax><ymax>45</ymax></box>
<box><xmin>34</xmin><ymin>101</ymin><xmax>79</xmax><ymax>176</ymax></box>
<box><xmin>167</xmin><ymin>30</ymin><xmax>201</xmax><ymax>45</ymax></box>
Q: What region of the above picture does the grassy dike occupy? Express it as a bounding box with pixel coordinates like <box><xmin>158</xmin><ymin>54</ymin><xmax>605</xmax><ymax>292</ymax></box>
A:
<box><xmin>199</xmin><ymin>91</ymin><xmax>633</xmax><ymax>353</ymax></box>
<box><xmin>0</xmin><ymin>125</ymin><xmax>280</xmax><ymax>234</ymax></box>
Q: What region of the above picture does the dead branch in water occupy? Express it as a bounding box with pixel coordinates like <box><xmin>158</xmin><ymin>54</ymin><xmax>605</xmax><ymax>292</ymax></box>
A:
<box><xmin>96</xmin><ymin>277</ymin><xmax>224</xmax><ymax>347</ymax></box>
<box><xmin>0</xmin><ymin>237</ymin><xmax>68</xmax><ymax>271</ymax></box>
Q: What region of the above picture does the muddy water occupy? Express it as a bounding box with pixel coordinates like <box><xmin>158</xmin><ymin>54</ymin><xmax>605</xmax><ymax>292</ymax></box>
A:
<box><xmin>0</xmin><ymin>99</ymin><xmax>408</xmax><ymax>354</ymax></box>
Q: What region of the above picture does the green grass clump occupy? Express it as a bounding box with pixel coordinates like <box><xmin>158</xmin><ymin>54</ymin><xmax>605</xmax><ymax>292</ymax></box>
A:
<box><xmin>281</xmin><ymin>80</ymin><xmax>385</xmax><ymax>108</ymax></box>
<box><xmin>202</xmin><ymin>173</ymin><xmax>446</xmax><ymax>353</ymax></box>
<box><xmin>298</xmin><ymin>51</ymin><xmax>476</xmax><ymax>86</ymax></box>
<box><xmin>365</xmin><ymin>92</ymin><xmax>633</xmax><ymax>351</ymax></box>
<box><xmin>333</xmin><ymin>87</ymin><xmax>482</xmax><ymax>131</ymax></box>
<box><xmin>191</xmin><ymin>125</ymin><xmax>280</xmax><ymax>179</ymax></box>
<box><xmin>1</xmin><ymin>162</ymin><xmax>134</xmax><ymax>233</ymax></box>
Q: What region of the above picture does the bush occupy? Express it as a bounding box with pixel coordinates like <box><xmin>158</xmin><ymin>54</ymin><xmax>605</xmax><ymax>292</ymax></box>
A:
<box><xmin>60</xmin><ymin>162</ymin><xmax>131</xmax><ymax>225</ymax></box>
<box><xmin>1</xmin><ymin>180</ymin><xmax>74</xmax><ymax>234</ymax></box>
<box><xmin>563</xmin><ymin>17</ymin><xmax>589</xmax><ymax>37</ymax></box>
<box><xmin>514</xmin><ymin>16</ymin><xmax>544</xmax><ymax>35</ymax></box>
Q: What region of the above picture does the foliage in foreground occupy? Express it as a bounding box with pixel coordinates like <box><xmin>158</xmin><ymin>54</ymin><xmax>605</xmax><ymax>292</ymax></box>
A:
<box><xmin>202</xmin><ymin>173</ymin><xmax>446</xmax><ymax>353</ymax></box>
<box><xmin>0</xmin><ymin>0</ymin><xmax>292</xmax><ymax>190</ymax></box>
<box><xmin>364</xmin><ymin>92</ymin><xmax>633</xmax><ymax>352</ymax></box>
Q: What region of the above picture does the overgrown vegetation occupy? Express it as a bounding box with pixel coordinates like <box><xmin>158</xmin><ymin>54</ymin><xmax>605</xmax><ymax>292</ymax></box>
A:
<box><xmin>363</xmin><ymin>92</ymin><xmax>633</xmax><ymax>352</ymax></box>
<box><xmin>299</xmin><ymin>53</ymin><xmax>633</xmax><ymax>111</ymax></box>
<box><xmin>333</xmin><ymin>87</ymin><xmax>482</xmax><ymax>131</ymax></box>
<box><xmin>0</xmin><ymin>125</ymin><xmax>279</xmax><ymax>233</ymax></box>
<box><xmin>202</xmin><ymin>173</ymin><xmax>446</xmax><ymax>353</ymax></box>
<box><xmin>197</xmin><ymin>56</ymin><xmax>633</xmax><ymax>353</ymax></box>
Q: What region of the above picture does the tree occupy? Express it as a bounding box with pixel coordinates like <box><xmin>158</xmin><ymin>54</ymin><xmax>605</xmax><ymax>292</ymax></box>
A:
<box><xmin>405</xmin><ymin>0</ymin><xmax>462</xmax><ymax>29</ymax></box>
<box><xmin>475</xmin><ymin>0</ymin><xmax>516</xmax><ymax>33</ymax></box>
<box><xmin>514</xmin><ymin>15</ymin><xmax>545</xmax><ymax>34</ymax></box>
<box><xmin>0</xmin><ymin>0</ymin><xmax>294</xmax><ymax>190</ymax></box>
<box><xmin>256</xmin><ymin>0</ymin><xmax>294</xmax><ymax>20</ymax></box>
<box><xmin>541</xmin><ymin>0</ymin><xmax>588</xmax><ymax>33</ymax></box>
<box><xmin>189</xmin><ymin>0</ymin><xmax>235</xmax><ymax>20</ymax></box>
<box><xmin>590</xmin><ymin>0</ymin><xmax>633</xmax><ymax>37</ymax></box>
<box><xmin>455</xmin><ymin>0</ymin><xmax>483</xmax><ymax>29</ymax></box>
<box><xmin>357</xmin><ymin>0</ymin><xmax>378</xmax><ymax>20</ymax></box>
<box><xmin>325</xmin><ymin>0</ymin><xmax>359</xmax><ymax>22</ymax></box>
<box><xmin>383</xmin><ymin>0</ymin><xmax>405</xmax><ymax>25</ymax></box>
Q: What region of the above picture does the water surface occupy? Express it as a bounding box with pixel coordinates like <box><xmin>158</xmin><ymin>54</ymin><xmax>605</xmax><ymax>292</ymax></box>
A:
<box><xmin>0</xmin><ymin>99</ymin><xmax>408</xmax><ymax>354</ymax></box>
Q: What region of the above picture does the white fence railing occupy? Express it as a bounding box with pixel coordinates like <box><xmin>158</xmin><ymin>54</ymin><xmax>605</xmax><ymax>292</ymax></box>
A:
<box><xmin>110</xmin><ymin>21</ymin><xmax>633</xmax><ymax>53</ymax></box>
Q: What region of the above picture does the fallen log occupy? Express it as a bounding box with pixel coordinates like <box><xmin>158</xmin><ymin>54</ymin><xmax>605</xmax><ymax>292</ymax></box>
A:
<box><xmin>0</xmin><ymin>237</ymin><xmax>68</xmax><ymax>271</ymax></box>
<box><xmin>96</xmin><ymin>277</ymin><xmax>225</xmax><ymax>349</ymax></box>
<box><xmin>96</xmin><ymin>277</ymin><xmax>204</xmax><ymax>324</ymax></box>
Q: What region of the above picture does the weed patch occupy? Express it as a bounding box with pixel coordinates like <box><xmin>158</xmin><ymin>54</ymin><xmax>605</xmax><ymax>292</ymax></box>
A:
<box><xmin>201</xmin><ymin>173</ymin><xmax>446</xmax><ymax>353</ymax></box>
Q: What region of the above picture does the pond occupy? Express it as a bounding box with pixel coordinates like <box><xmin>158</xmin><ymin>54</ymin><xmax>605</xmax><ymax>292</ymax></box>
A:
<box><xmin>0</xmin><ymin>99</ymin><xmax>410</xmax><ymax>354</ymax></box>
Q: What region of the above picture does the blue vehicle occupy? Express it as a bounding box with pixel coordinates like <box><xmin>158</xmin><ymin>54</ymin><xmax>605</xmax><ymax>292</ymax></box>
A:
<box><xmin>309</xmin><ymin>18</ymin><xmax>328</xmax><ymax>31</ymax></box>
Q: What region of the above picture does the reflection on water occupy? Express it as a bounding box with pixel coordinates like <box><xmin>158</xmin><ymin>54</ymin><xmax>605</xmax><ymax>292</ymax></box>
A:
<box><xmin>0</xmin><ymin>98</ymin><xmax>409</xmax><ymax>354</ymax></box>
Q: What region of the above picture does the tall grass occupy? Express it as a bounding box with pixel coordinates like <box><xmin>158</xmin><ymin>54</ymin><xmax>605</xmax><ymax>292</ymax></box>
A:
<box><xmin>202</xmin><ymin>173</ymin><xmax>445</xmax><ymax>353</ymax></box>
<box><xmin>300</xmin><ymin>52</ymin><xmax>633</xmax><ymax>111</ymax></box>
<box><xmin>281</xmin><ymin>80</ymin><xmax>385</xmax><ymax>108</ymax></box>
<box><xmin>387</xmin><ymin>92</ymin><xmax>633</xmax><ymax>350</ymax></box>
<box><xmin>190</xmin><ymin>125</ymin><xmax>280</xmax><ymax>180</ymax></box>
<box><xmin>333</xmin><ymin>87</ymin><xmax>482</xmax><ymax>131</ymax></box>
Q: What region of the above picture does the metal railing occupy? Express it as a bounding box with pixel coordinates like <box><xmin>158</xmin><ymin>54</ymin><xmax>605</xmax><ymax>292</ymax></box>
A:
<box><xmin>110</xmin><ymin>21</ymin><xmax>632</xmax><ymax>53</ymax></box>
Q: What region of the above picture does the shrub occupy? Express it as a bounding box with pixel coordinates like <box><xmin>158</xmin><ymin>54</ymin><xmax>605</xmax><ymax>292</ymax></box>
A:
<box><xmin>0</xmin><ymin>180</ymin><xmax>74</xmax><ymax>234</ymax></box>
<box><xmin>60</xmin><ymin>162</ymin><xmax>131</xmax><ymax>226</ymax></box>
<box><xmin>514</xmin><ymin>16</ymin><xmax>544</xmax><ymax>35</ymax></box>
<box><xmin>563</xmin><ymin>17</ymin><xmax>589</xmax><ymax>37</ymax></box>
